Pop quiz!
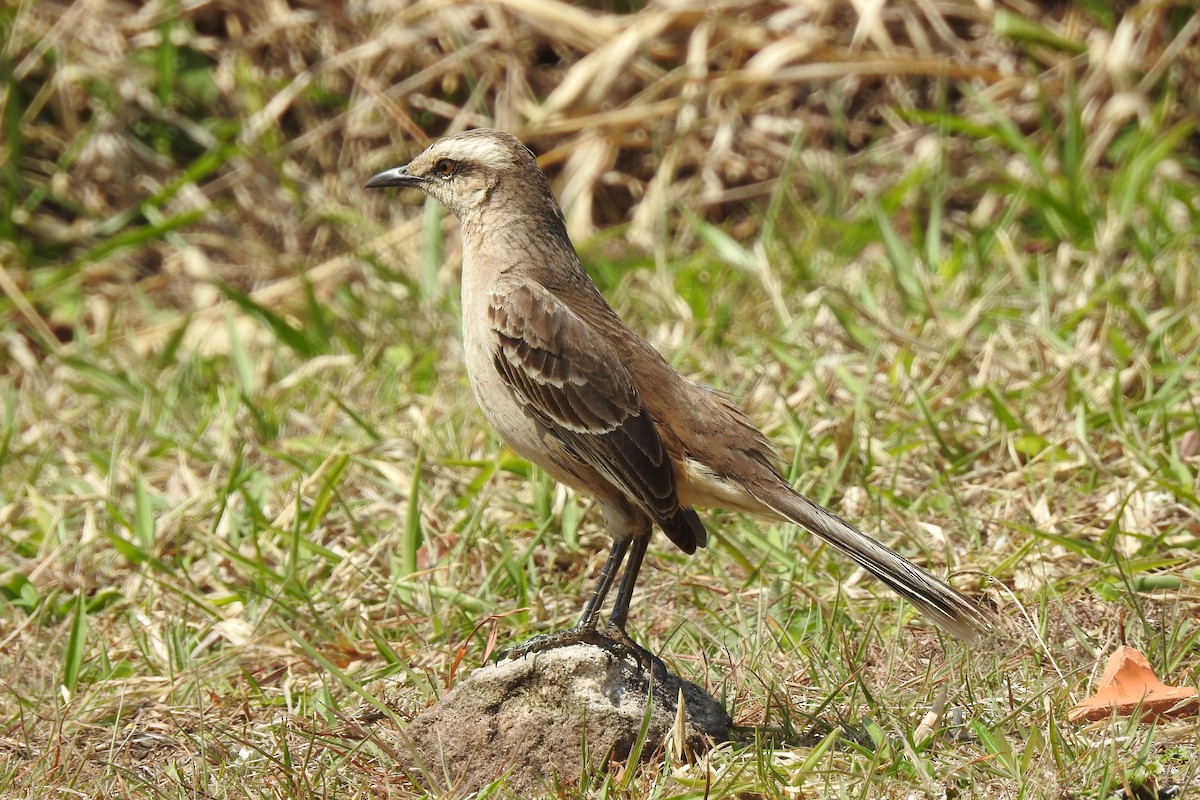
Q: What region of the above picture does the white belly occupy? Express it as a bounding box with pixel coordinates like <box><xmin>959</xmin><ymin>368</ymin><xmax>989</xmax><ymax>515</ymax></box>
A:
<box><xmin>460</xmin><ymin>278</ymin><xmax>591</xmax><ymax>493</ymax></box>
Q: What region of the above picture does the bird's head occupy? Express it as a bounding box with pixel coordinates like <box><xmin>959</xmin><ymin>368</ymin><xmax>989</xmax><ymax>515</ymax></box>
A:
<box><xmin>365</xmin><ymin>128</ymin><xmax>549</xmax><ymax>224</ymax></box>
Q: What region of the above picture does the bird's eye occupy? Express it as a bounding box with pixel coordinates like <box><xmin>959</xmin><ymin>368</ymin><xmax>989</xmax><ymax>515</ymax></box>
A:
<box><xmin>433</xmin><ymin>158</ymin><xmax>458</xmax><ymax>179</ymax></box>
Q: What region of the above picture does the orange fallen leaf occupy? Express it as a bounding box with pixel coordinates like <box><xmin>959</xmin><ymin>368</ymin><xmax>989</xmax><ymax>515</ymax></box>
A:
<box><xmin>1068</xmin><ymin>646</ymin><xmax>1198</xmax><ymax>723</ymax></box>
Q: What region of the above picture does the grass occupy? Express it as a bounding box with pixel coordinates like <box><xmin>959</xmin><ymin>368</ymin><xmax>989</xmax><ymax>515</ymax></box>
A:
<box><xmin>3</xmin><ymin>0</ymin><xmax>1200</xmax><ymax>797</ymax></box>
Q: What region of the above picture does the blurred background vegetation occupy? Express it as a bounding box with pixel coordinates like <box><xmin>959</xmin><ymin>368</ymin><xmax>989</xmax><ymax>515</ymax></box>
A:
<box><xmin>4</xmin><ymin>0</ymin><xmax>1196</xmax><ymax>348</ymax></box>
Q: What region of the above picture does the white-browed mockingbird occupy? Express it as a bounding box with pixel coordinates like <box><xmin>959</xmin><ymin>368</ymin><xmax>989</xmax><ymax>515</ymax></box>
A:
<box><xmin>365</xmin><ymin>129</ymin><xmax>987</xmax><ymax>659</ymax></box>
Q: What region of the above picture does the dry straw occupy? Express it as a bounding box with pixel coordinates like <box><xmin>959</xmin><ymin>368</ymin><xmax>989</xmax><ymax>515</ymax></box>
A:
<box><xmin>5</xmin><ymin>0</ymin><xmax>1197</xmax><ymax>343</ymax></box>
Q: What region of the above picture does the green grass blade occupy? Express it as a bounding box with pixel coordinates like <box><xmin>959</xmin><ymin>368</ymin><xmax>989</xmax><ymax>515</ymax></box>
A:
<box><xmin>402</xmin><ymin>453</ymin><xmax>425</xmax><ymax>577</ymax></box>
<box><xmin>62</xmin><ymin>589</ymin><xmax>89</xmax><ymax>692</ymax></box>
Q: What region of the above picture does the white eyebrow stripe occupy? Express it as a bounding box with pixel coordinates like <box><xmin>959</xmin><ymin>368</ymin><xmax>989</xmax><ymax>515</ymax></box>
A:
<box><xmin>430</xmin><ymin>136</ymin><xmax>516</xmax><ymax>167</ymax></box>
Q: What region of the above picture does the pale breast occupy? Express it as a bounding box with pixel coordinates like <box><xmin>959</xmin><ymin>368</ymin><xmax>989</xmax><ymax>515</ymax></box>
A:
<box><xmin>459</xmin><ymin>271</ymin><xmax>599</xmax><ymax>495</ymax></box>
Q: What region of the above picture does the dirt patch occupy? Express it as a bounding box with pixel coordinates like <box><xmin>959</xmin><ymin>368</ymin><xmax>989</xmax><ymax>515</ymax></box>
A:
<box><xmin>382</xmin><ymin>644</ymin><xmax>730</xmax><ymax>796</ymax></box>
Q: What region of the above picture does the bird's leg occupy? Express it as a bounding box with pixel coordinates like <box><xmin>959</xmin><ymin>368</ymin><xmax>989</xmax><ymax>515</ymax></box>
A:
<box><xmin>574</xmin><ymin>536</ymin><xmax>630</xmax><ymax>630</ymax></box>
<box><xmin>597</xmin><ymin>532</ymin><xmax>670</xmax><ymax>679</ymax></box>
<box><xmin>501</xmin><ymin>531</ymin><xmax>668</xmax><ymax>678</ymax></box>
<box><xmin>606</xmin><ymin>532</ymin><xmax>647</xmax><ymax>631</ymax></box>
<box><xmin>500</xmin><ymin>537</ymin><xmax>630</xmax><ymax>658</ymax></box>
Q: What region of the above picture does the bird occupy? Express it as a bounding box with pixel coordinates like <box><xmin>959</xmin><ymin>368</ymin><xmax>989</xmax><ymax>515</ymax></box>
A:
<box><xmin>365</xmin><ymin>128</ymin><xmax>988</xmax><ymax>662</ymax></box>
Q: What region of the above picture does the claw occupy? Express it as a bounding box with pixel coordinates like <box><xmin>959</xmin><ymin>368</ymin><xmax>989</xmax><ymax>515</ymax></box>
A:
<box><xmin>500</xmin><ymin>624</ymin><xmax>669</xmax><ymax>680</ymax></box>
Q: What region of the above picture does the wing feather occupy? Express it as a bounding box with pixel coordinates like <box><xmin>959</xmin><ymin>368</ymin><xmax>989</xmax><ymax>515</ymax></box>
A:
<box><xmin>488</xmin><ymin>280</ymin><xmax>680</xmax><ymax>523</ymax></box>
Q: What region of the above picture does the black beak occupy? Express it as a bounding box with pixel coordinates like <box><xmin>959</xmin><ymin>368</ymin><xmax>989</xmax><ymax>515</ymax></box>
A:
<box><xmin>364</xmin><ymin>165</ymin><xmax>422</xmax><ymax>189</ymax></box>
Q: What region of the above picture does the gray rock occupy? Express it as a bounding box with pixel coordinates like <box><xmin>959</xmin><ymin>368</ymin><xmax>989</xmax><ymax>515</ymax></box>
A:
<box><xmin>390</xmin><ymin>643</ymin><xmax>731</xmax><ymax>796</ymax></box>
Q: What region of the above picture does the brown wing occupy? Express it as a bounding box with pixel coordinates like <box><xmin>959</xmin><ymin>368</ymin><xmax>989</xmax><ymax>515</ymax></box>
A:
<box><xmin>488</xmin><ymin>278</ymin><xmax>703</xmax><ymax>551</ymax></box>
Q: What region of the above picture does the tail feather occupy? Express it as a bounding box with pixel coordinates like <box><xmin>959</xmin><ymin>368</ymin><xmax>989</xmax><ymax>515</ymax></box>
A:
<box><xmin>751</xmin><ymin>483</ymin><xmax>988</xmax><ymax>641</ymax></box>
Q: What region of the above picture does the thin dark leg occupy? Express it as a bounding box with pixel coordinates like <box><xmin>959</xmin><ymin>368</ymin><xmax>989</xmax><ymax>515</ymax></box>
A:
<box><xmin>499</xmin><ymin>505</ymin><xmax>666</xmax><ymax>676</ymax></box>
<box><xmin>500</xmin><ymin>538</ymin><xmax>632</xmax><ymax>660</ymax></box>
<box><xmin>607</xmin><ymin>533</ymin><xmax>648</xmax><ymax>630</ymax></box>
<box><xmin>599</xmin><ymin>533</ymin><xmax>668</xmax><ymax>679</ymax></box>
<box><xmin>575</xmin><ymin>537</ymin><xmax>630</xmax><ymax>629</ymax></box>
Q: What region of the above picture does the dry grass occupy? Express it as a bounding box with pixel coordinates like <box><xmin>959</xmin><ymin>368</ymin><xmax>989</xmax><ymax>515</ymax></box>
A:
<box><xmin>7</xmin><ymin>0</ymin><xmax>1197</xmax><ymax>340</ymax></box>
<box><xmin>2</xmin><ymin>0</ymin><xmax>1200</xmax><ymax>797</ymax></box>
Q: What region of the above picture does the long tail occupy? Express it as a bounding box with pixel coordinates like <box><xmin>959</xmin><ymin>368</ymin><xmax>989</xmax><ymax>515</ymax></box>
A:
<box><xmin>749</xmin><ymin>482</ymin><xmax>989</xmax><ymax>641</ymax></box>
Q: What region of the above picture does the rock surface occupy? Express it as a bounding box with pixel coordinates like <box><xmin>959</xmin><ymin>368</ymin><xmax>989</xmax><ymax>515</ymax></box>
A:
<box><xmin>389</xmin><ymin>643</ymin><xmax>731</xmax><ymax>796</ymax></box>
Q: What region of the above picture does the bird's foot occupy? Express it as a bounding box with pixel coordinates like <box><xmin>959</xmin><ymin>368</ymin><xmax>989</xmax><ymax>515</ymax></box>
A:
<box><xmin>499</xmin><ymin>624</ymin><xmax>609</xmax><ymax>658</ymax></box>
<box><xmin>597</xmin><ymin>621</ymin><xmax>671</xmax><ymax>681</ymax></box>
<box><xmin>500</xmin><ymin>622</ymin><xmax>669</xmax><ymax>680</ymax></box>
